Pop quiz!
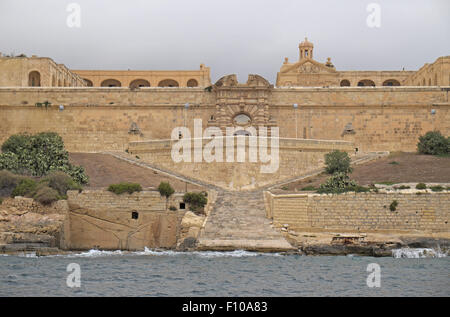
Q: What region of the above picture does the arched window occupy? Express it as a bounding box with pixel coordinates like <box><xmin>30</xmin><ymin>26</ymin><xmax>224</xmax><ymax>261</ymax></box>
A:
<box><xmin>340</xmin><ymin>79</ymin><xmax>350</xmax><ymax>87</ymax></box>
<box><xmin>434</xmin><ymin>74</ymin><xmax>438</xmax><ymax>86</ymax></box>
<box><xmin>357</xmin><ymin>79</ymin><xmax>375</xmax><ymax>87</ymax></box>
<box><xmin>101</xmin><ymin>79</ymin><xmax>122</xmax><ymax>87</ymax></box>
<box><xmin>51</xmin><ymin>75</ymin><xmax>55</xmax><ymax>87</ymax></box>
<box><xmin>129</xmin><ymin>79</ymin><xmax>150</xmax><ymax>89</ymax></box>
<box><xmin>83</xmin><ymin>79</ymin><xmax>93</xmax><ymax>87</ymax></box>
<box><xmin>158</xmin><ymin>79</ymin><xmax>179</xmax><ymax>87</ymax></box>
<box><xmin>233</xmin><ymin>114</ymin><xmax>252</xmax><ymax>126</ymax></box>
<box><xmin>428</xmin><ymin>78</ymin><xmax>431</xmax><ymax>86</ymax></box>
<box><xmin>382</xmin><ymin>79</ymin><xmax>400</xmax><ymax>86</ymax></box>
<box><xmin>187</xmin><ymin>79</ymin><xmax>198</xmax><ymax>87</ymax></box>
<box><xmin>28</xmin><ymin>71</ymin><xmax>41</xmax><ymax>87</ymax></box>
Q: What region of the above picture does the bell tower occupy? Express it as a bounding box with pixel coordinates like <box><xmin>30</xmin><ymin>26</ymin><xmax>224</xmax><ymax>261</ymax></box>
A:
<box><xmin>299</xmin><ymin>37</ymin><xmax>314</xmax><ymax>60</ymax></box>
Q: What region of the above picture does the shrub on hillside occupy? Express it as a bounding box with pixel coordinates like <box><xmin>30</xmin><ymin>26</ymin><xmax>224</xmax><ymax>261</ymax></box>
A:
<box><xmin>416</xmin><ymin>183</ymin><xmax>427</xmax><ymax>190</ymax></box>
<box><xmin>33</xmin><ymin>185</ymin><xmax>60</xmax><ymax>205</ymax></box>
<box><xmin>417</xmin><ymin>131</ymin><xmax>449</xmax><ymax>156</ymax></box>
<box><xmin>324</xmin><ymin>150</ymin><xmax>353</xmax><ymax>174</ymax></box>
<box><xmin>0</xmin><ymin>132</ymin><xmax>89</xmax><ymax>184</ymax></box>
<box><xmin>0</xmin><ymin>170</ymin><xmax>22</xmax><ymax>197</ymax></box>
<box><xmin>107</xmin><ymin>182</ymin><xmax>142</xmax><ymax>195</ymax></box>
<box><xmin>11</xmin><ymin>178</ymin><xmax>37</xmax><ymax>198</ymax></box>
<box><xmin>317</xmin><ymin>172</ymin><xmax>361</xmax><ymax>194</ymax></box>
<box><xmin>44</xmin><ymin>171</ymin><xmax>82</xmax><ymax>196</ymax></box>
<box><xmin>430</xmin><ymin>185</ymin><xmax>444</xmax><ymax>192</ymax></box>
<box><xmin>183</xmin><ymin>192</ymin><xmax>208</xmax><ymax>214</ymax></box>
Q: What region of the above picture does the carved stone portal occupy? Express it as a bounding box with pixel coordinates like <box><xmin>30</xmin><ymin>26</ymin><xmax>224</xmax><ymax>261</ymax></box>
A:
<box><xmin>208</xmin><ymin>74</ymin><xmax>277</xmax><ymax>134</ymax></box>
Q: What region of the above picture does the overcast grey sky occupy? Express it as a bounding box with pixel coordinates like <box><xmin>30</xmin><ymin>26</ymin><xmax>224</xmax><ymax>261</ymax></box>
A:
<box><xmin>0</xmin><ymin>0</ymin><xmax>449</xmax><ymax>83</ymax></box>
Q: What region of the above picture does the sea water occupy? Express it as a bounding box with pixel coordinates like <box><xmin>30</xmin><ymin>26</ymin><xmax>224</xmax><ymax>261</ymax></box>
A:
<box><xmin>0</xmin><ymin>248</ymin><xmax>448</xmax><ymax>296</ymax></box>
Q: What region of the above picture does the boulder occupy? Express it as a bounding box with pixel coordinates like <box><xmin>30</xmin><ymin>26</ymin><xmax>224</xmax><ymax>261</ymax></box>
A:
<box><xmin>181</xmin><ymin>211</ymin><xmax>204</xmax><ymax>228</ymax></box>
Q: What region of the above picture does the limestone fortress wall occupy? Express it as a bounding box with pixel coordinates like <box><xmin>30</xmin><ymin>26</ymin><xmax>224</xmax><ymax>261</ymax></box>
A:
<box><xmin>265</xmin><ymin>191</ymin><xmax>449</xmax><ymax>233</ymax></box>
<box><xmin>0</xmin><ymin>86</ymin><xmax>448</xmax><ymax>153</ymax></box>
<box><xmin>0</xmin><ymin>39</ymin><xmax>449</xmax><ymax>178</ymax></box>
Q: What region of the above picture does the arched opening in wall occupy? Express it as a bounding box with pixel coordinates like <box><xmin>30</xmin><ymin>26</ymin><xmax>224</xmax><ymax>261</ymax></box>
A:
<box><xmin>428</xmin><ymin>78</ymin><xmax>432</xmax><ymax>86</ymax></box>
<box><xmin>158</xmin><ymin>79</ymin><xmax>179</xmax><ymax>87</ymax></box>
<box><xmin>233</xmin><ymin>130</ymin><xmax>252</xmax><ymax>136</ymax></box>
<box><xmin>101</xmin><ymin>79</ymin><xmax>122</xmax><ymax>87</ymax></box>
<box><xmin>83</xmin><ymin>79</ymin><xmax>93</xmax><ymax>87</ymax></box>
<box><xmin>28</xmin><ymin>71</ymin><xmax>41</xmax><ymax>87</ymax></box>
<box><xmin>422</xmin><ymin>78</ymin><xmax>426</xmax><ymax>86</ymax></box>
<box><xmin>187</xmin><ymin>79</ymin><xmax>198</xmax><ymax>87</ymax></box>
<box><xmin>130</xmin><ymin>79</ymin><xmax>150</xmax><ymax>89</ymax></box>
<box><xmin>233</xmin><ymin>113</ymin><xmax>252</xmax><ymax>126</ymax></box>
<box><xmin>340</xmin><ymin>79</ymin><xmax>350</xmax><ymax>87</ymax></box>
<box><xmin>63</xmin><ymin>79</ymin><xmax>67</xmax><ymax>87</ymax></box>
<box><xmin>382</xmin><ymin>79</ymin><xmax>400</xmax><ymax>86</ymax></box>
<box><xmin>58</xmin><ymin>79</ymin><xmax>62</xmax><ymax>87</ymax></box>
<box><xmin>51</xmin><ymin>75</ymin><xmax>56</xmax><ymax>87</ymax></box>
<box><xmin>357</xmin><ymin>79</ymin><xmax>375</xmax><ymax>87</ymax></box>
<box><xmin>434</xmin><ymin>74</ymin><xmax>438</xmax><ymax>86</ymax></box>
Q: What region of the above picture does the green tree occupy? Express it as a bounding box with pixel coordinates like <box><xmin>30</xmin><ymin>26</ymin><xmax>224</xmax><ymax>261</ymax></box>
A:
<box><xmin>0</xmin><ymin>132</ymin><xmax>89</xmax><ymax>184</ymax></box>
<box><xmin>158</xmin><ymin>182</ymin><xmax>175</xmax><ymax>210</ymax></box>
<box><xmin>417</xmin><ymin>131</ymin><xmax>449</xmax><ymax>156</ymax></box>
<box><xmin>324</xmin><ymin>150</ymin><xmax>353</xmax><ymax>174</ymax></box>
<box><xmin>183</xmin><ymin>192</ymin><xmax>208</xmax><ymax>214</ymax></box>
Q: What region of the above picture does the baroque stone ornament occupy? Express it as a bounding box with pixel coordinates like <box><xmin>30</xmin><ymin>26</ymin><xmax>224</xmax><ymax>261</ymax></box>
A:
<box><xmin>209</xmin><ymin>74</ymin><xmax>276</xmax><ymax>133</ymax></box>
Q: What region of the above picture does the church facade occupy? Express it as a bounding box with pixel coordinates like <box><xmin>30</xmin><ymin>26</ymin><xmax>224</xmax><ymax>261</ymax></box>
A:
<box><xmin>276</xmin><ymin>38</ymin><xmax>448</xmax><ymax>87</ymax></box>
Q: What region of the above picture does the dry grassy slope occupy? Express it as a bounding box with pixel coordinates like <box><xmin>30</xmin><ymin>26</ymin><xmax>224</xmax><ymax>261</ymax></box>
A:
<box><xmin>276</xmin><ymin>152</ymin><xmax>450</xmax><ymax>191</ymax></box>
<box><xmin>69</xmin><ymin>153</ymin><xmax>203</xmax><ymax>192</ymax></box>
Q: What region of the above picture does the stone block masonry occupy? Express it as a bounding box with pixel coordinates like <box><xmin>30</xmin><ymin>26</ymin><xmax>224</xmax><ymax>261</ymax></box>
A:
<box><xmin>0</xmin><ymin>86</ymin><xmax>448</xmax><ymax>153</ymax></box>
<box><xmin>265</xmin><ymin>191</ymin><xmax>449</xmax><ymax>233</ymax></box>
<box><xmin>63</xmin><ymin>190</ymin><xmax>187</xmax><ymax>251</ymax></box>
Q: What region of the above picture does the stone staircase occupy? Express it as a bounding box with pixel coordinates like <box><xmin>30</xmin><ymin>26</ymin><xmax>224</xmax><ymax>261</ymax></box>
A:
<box><xmin>197</xmin><ymin>190</ymin><xmax>295</xmax><ymax>252</ymax></box>
<box><xmin>101</xmin><ymin>151</ymin><xmax>388</xmax><ymax>253</ymax></box>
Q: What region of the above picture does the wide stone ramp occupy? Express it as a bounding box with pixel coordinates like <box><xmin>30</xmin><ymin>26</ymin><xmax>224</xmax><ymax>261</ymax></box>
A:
<box><xmin>103</xmin><ymin>151</ymin><xmax>220</xmax><ymax>190</ymax></box>
<box><xmin>197</xmin><ymin>191</ymin><xmax>295</xmax><ymax>252</ymax></box>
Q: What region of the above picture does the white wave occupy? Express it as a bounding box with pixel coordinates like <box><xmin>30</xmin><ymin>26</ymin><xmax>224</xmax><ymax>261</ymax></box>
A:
<box><xmin>392</xmin><ymin>247</ymin><xmax>447</xmax><ymax>258</ymax></box>
<box><xmin>66</xmin><ymin>249</ymin><xmax>124</xmax><ymax>258</ymax></box>
<box><xmin>133</xmin><ymin>247</ymin><xmax>180</xmax><ymax>256</ymax></box>
<box><xmin>130</xmin><ymin>247</ymin><xmax>280</xmax><ymax>258</ymax></box>
<box><xmin>9</xmin><ymin>247</ymin><xmax>282</xmax><ymax>258</ymax></box>
<box><xmin>192</xmin><ymin>250</ymin><xmax>262</xmax><ymax>258</ymax></box>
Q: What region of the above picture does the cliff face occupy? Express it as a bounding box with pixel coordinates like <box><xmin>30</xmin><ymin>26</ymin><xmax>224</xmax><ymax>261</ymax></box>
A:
<box><xmin>0</xmin><ymin>197</ymin><xmax>67</xmax><ymax>254</ymax></box>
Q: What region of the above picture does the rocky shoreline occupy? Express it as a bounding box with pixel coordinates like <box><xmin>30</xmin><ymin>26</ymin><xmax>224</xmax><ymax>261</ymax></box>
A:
<box><xmin>1</xmin><ymin>237</ymin><xmax>448</xmax><ymax>257</ymax></box>
<box><xmin>1</xmin><ymin>197</ymin><xmax>448</xmax><ymax>257</ymax></box>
